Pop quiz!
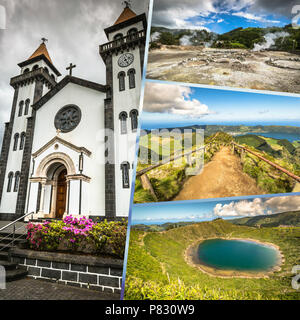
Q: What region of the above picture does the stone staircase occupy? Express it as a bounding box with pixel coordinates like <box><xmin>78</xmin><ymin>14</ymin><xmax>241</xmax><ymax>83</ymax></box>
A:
<box><xmin>0</xmin><ymin>223</ymin><xmax>28</xmax><ymax>282</ymax></box>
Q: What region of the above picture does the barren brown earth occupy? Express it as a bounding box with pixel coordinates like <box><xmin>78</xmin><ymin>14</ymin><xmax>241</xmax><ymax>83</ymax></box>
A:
<box><xmin>147</xmin><ymin>47</ymin><xmax>300</xmax><ymax>93</ymax></box>
<box><xmin>174</xmin><ymin>146</ymin><xmax>264</xmax><ymax>201</ymax></box>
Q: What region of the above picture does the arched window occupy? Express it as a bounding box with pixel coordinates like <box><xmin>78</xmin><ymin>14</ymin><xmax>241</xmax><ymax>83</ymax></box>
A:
<box><xmin>127</xmin><ymin>28</ymin><xmax>138</xmax><ymax>40</ymax></box>
<box><xmin>51</xmin><ymin>74</ymin><xmax>55</xmax><ymax>80</ymax></box>
<box><xmin>32</xmin><ymin>65</ymin><xmax>39</xmax><ymax>71</ymax></box>
<box><xmin>24</xmin><ymin>99</ymin><xmax>30</xmax><ymax>115</ymax></box>
<box><xmin>13</xmin><ymin>133</ymin><xmax>19</xmax><ymax>151</ymax></box>
<box><xmin>20</xmin><ymin>132</ymin><xmax>26</xmax><ymax>150</ymax></box>
<box><xmin>130</xmin><ymin>109</ymin><xmax>139</xmax><ymax>131</ymax></box>
<box><xmin>7</xmin><ymin>172</ymin><xmax>14</xmax><ymax>192</ymax></box>
<box><xmin>44</xmin><ymin>67</ymin><xmax>49</xmax><ymax>73</ymax></box>
<box><xmin>118</xmin><ymin>71</ymin><xmax>126</xmax><ymax>91</ymax></box>
<box><xmin>119</xmin><ymin>111</ymin><xmax>128</xmax><ymax>135</ymax></box>
<box><xmin>18</xmin><ymin>101</ymin><xmax>24</xmax><ymax>117</ymax></box>
<box><xmin>23</xmin><ymin>68</ymin><xmax>30</xmax><ymax>74</ymax></box>
<box><xmin>127</xmin><ymin>69</ymin><xmax>136</xmax><ymax>89</ymax></box>
<box><xmin>120</xmin><ymin>162</ymin><xmax>130</xmax><ymax>189</ymax></box>
<box><xmin>14</xmin><ymin>171</ymin><xmax>20</xmax><ymax>192</ymax></box>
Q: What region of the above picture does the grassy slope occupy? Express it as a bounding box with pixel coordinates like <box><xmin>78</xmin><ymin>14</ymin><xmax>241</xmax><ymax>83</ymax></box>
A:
<box><xmin>125</xmin><ymin>220</ymin><xmax>300</xmax><ymax>300</ymax></box>
<box><xmin>229</xmin><ymin>211</ymin><xmax>300</xmax><ymax>227</ymax></box>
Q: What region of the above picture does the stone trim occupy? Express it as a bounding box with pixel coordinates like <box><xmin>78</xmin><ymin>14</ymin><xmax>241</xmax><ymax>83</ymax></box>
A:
<box><xmin>66</xmin><ymin>174</ymin><xmax>91</xmax><ymax>183</ymax></box>
<box><xmin>32</xmin><ymin>136</ymin><xmax>91</xmax><ymax>158</ymax></box>
<box><xmin>10</xmin><ymin>248</ymin><xmax>123</xmax><ymax>293</ymax></box>
<box><xmin>17</xmin><ymin>54</ymin><xmax>61</xmax><ymax>76</ymax></box>
<box><xmin>35</xmin><ymin>152</ymin><xmax>76</xmax><ymax>177</ymax></box>
<box><xmin>10</xmin><ymin>67</ymin><xmax>57</xmax><ymax>90</ymax></box>
<box><xmin>33</xmin><ymin>76</ymin><xmax>108</xmax><ymax>111</ymax></box>
<box><xmin>0</xmin><ymin>88</ymin><xmax>19</xmax><ymax>205</ymax></box>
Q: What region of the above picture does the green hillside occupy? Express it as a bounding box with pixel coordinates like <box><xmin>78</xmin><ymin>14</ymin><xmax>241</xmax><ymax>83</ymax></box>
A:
<box><xmin>229</xmin><ymin>211</ymin><xmax>300</xmax><ymax>228</ymax></box>
<box><xmin>151</xmin><ymin>24</ymin><xmax>300</xmax><ymax>50</ymax></box>
<box><xmin>125</xmin><ymin>219</ymin><xmax>300</xmax><ymax>300</ymax></box>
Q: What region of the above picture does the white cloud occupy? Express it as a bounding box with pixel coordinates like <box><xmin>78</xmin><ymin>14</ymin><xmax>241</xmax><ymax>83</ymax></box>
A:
<box><xmin>213</xmin><ymin>195</ymin><xmax>300</xmax><ymax>218</ymax></box>
<box><xmin>213</xmin><ymin>198</ymin><xmax>265</xmax><ymax>217</ymax></box>
<box><xmin>265</xmin><ymin>196</ymin><xmax>300</xmax><ymax>213</ymax></box>
<box><xmin>232</xmin><ymin>11</ymin><xmax>280</xmax><ymax>23</ymax></box>
<box><xmin>143</xmin><ymin>82</ymin><xmax>214</xmax><ymax>118</ymax></box>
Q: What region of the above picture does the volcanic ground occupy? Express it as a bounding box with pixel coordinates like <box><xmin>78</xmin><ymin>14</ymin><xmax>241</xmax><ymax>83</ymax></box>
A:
<box><xmin>147</xmin><ymin>46</ymin><xmax>300</xmax><ymax>93</ymax></box>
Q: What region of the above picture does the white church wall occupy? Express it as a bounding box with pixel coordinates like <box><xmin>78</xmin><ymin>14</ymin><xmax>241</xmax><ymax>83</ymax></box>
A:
<box><xmin>111</xmin><ymin>33</ymin><xmax>142</xmax><ymax>217</ymax></box>
<box><xmin>0</xmin><ymin>82</ymin><xmax>37</xmax><ymax>213</ymax></box>
<box><xmin>27</xmin><ymin>182</ymin><xmax>39</xmax><ymax>214</ymax></box>
<box><xmin>31</xmin><ymin>82</ymin><xmax>106</xmax><ymax>217</ymax></box>
<box><xmin>68</xmin><ymin>180</ymin><xmax>80</xmax><ymax>215</ymax></box>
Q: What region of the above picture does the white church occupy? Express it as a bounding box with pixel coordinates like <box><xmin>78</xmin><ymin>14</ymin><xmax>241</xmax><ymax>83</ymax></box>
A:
<box><xmin>0</xmin><ymin>5</ymin><xmax>147</xmax><ymax>221</ymax></box>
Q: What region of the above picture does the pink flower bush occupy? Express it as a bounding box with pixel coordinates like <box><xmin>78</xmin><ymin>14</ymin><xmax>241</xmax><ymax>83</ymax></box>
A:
<box><xmin>26</xmin><ymin>216</ymin><xmax>127</xmax><ymax>259</ymax></box>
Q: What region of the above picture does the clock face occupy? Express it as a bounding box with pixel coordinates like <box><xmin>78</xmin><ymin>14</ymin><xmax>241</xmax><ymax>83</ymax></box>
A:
<box><xmin>118</xmin><ymin>53</ymin><xmax>134</xmax><ymax>68</ymax></box>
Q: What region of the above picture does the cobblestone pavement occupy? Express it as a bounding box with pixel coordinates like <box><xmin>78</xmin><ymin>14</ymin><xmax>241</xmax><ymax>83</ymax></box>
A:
<box><xmin>0</xmin><ymin>278</ymin><xmax>120</xmax><ymax>300</ymax></box>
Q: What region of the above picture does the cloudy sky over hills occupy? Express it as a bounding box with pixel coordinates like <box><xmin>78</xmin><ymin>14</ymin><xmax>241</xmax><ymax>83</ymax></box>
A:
<box><xmin>132</xmin><ymin>195</ymin><xmax>300</xmax><ymax>223</ymax></box>
<box><xmin>141</xmin><ymin>81</ymin><xmax>300</xmax><ymax>129</ymax></box>
<box><xmin>0</xmin><ymin>0</ymin><xmax>149</xmax><ymax>145</ymax></box>
<box><xmin>152</xmin><ymin>0</ymin><xmax>297</xmax><ymax>32</ymax></box>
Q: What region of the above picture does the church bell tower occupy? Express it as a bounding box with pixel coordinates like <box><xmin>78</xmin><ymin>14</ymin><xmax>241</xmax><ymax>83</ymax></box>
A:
<box><xmin>0</xmin><ymin>40</ymin><xmax>61</xmax><ymax>218</ymax></box>
<box><xmin>99</xmin><ymin>3</ymin><xmax>147</xmax><ymax>217</ymax></box>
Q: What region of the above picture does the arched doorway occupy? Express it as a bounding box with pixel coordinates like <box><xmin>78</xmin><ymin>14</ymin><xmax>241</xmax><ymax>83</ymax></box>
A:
<box><xmin>55</xmin><ymin>169</ymin><xmax>67</xmax><ymax>218</ymax></box>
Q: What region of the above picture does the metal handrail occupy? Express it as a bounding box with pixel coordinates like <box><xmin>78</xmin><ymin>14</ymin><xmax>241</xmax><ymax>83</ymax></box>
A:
<box><xmin>0</xmin><ymin>212</ymin><xmax>34</xmax><ymax>233</ymax></box>
<box><xmin>0</xmin><ymin>212</ymin><xmax>34</xmax><ymax>252</ymax></box>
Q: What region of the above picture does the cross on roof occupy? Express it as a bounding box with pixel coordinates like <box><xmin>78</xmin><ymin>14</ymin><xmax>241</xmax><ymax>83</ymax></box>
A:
<box><xmin>41</xmin><ymin>37</ymin><xmax>48</xmax><ymax>44</ymax></box>
<box><xmin>66</xmin><ymin>63</ymin><xmax>76</xmax><ymax>76</ymax></box>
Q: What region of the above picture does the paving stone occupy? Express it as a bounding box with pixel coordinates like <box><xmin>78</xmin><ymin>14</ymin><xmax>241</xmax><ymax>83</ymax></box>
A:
<box><xmin>0</xmin><ymin>278</ymin><xmax>120</xmax><ymax>300</ymax></box>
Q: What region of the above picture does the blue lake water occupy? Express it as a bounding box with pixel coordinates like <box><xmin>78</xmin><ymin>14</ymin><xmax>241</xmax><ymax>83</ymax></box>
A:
<box><xmin>237</xmin><ymin>132</ymin><xmax>300</xmax><ymax>142</ymax></box>
<box><xmin>198</xmin><ymin>239</ymin><xmax>279</xmax><ymax>271</ymax></box>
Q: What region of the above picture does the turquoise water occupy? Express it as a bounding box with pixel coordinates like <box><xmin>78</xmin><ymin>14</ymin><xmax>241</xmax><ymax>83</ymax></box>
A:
<box><xmin>198</xmin><ymin>239</ymin><xmax>279</xmax><ymax>271</ymax></box>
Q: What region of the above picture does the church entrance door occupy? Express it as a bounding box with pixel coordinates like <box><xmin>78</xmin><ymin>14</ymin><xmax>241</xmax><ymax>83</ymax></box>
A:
<box><xmin>55</xmin><ymin>169</ymin><xmax>67</xmax><ymax>218</ymax></box>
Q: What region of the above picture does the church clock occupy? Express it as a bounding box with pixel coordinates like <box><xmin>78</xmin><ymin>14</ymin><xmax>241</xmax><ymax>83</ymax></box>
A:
<box><xmin>118</xmin><ymin>53</ymin><xmax>134</xmax><ymax>67</ymax></box>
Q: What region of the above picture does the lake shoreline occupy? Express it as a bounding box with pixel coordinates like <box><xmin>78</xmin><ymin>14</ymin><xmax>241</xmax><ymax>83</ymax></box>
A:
<box><xmin>184</xmin><ymin>237</ymin><xmax>284</xmax><ymax>279</ymax></box>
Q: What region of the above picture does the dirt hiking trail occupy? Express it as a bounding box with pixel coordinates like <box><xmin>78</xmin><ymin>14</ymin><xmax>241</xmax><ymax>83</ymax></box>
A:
<box><xmin>174</xmin><ymin>146</ymin><xmax>264</xmax><ymax>201</ymax></box>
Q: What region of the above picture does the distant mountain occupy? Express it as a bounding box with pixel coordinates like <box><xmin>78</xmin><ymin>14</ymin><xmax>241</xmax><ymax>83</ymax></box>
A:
<box><xmin>229</xmin><ymin>211</ymin><xmax>300</xmax><ymax>228</ymax></box>
<box><xmin>133</xmin><ymin>221</ymin><xmax>198</xmax><ymax>232</ymax></box>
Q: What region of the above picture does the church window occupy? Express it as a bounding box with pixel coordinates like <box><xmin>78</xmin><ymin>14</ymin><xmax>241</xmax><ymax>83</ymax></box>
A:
<box><xmin>128</xmin><ymin>69</ymin><xmax>136</xmax><ymax>89</ymax></box>
<box><xmin>20</xmin><ymin>132</ymin><xmax>26</xmax><ymax>150</ymax></box>
<box><xmin>119</xmin><ymin>112</ymin><xmax>128</xmax><ymax>134</ymax></box>
<box><xmin>18</xmin><ymin>101</ymin><xmax>24</xmax><ymax>117</ymax></box>
<box><xmin>120</xmin><ymin>162</ymin><xmax>130</xmax><ymax>189</ymax></box>
<box><xmin>114</xmin><ymin>33</ymin><xmax>124</xmax><ymax>46</ymax></box>
<box><xmin>23</xmin><ymin>68</ymin><xmax>30</xmax><ymax>74</ymax></box>
<box><xmin>118</xmin><ymin>72</ymin><xmax>126</xmax><ymax>91</ymax></box>
<box><xmin>7</xmin><ymin>172</ymin><xmax>13</xmax><ymax>192</ymax></box>
<box><xmin>13</xmin><ymin>133</ymin><xmax>19</xmax><ymax>151</ymax></box>
<box><xmin>127</xmin><ymin>28</ymin><xmax>138</xmax><ymax>40</ymax></box>
<box><xmin>130</xmin><ymin>109</ymin><xmax>138</xmax><ymax>131</ymax></box>
<box><xmin>32</xmin><ymin>65</ymin><xmax>39</xmax><ymax>71</ymax></box>
<box><xmin>54</xmin><ymin>105</ymin><xmax>82</xmax><ymax>133</ymax></box>
<box><xmin>14</xmin><ymin>171</ymin><xmax>20</xmax><ymax>192</ymax></box>
<box><xmin>51</xmin><ymin>74</ymin><xmax>55</xmax><ymax>80</ymax></box>
<box><xmin>24</xmin><ymin>99</ymin><xmax>30</xmax><ymax>115</ymax></box>
<box><xmin>44</xmin><ymin>67</ymin><xmax>49</xmax><ymax>73</ymax></box>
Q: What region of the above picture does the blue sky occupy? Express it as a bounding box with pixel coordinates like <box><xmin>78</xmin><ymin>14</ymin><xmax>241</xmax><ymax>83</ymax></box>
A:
<box><xmin>131</xmin><ymin>195</ymin><xmax>300</xmax><ymax>225</ymax></box>
<box><xmin>142</xmin><ymin>82</ymin><xmax>300</xmax><ymax>129</ymax></box>
<box><xmin>186</xmin><ymin>12</ymin><xmax>290</xmax><ymax>34</ymax></box>
<box><xmin>152</xmin><ymin>0</ymin><xmax>295</xmax><ymax>33</ymax></box>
